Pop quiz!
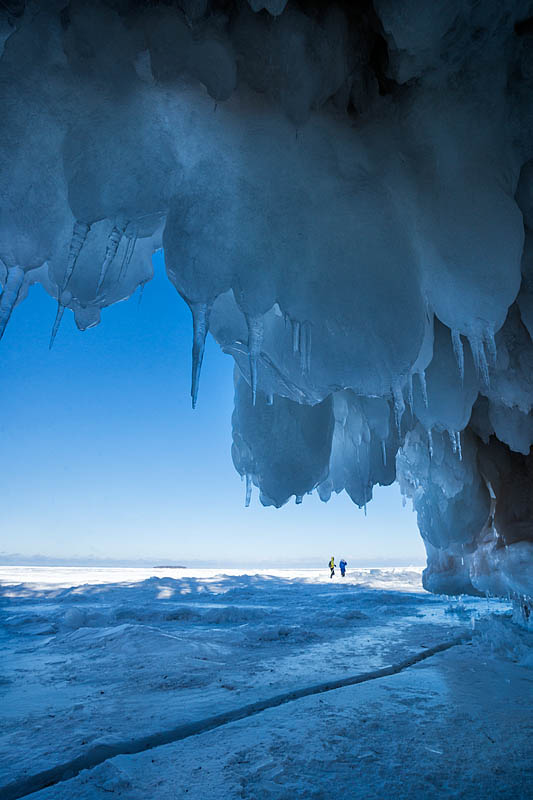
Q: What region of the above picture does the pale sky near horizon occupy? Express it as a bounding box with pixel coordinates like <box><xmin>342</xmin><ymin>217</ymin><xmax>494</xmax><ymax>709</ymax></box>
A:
<box><xmin>0</xmin><ymin>252</ymin><xmax>425</xmax><ymax>566</ymax></box>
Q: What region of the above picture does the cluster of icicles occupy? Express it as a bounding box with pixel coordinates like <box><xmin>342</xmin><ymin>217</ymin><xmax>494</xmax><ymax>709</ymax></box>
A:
<box><xmin>1</xmin><ymin>0</ymin><xmax>533</xmax><ymax>600</ymax></box>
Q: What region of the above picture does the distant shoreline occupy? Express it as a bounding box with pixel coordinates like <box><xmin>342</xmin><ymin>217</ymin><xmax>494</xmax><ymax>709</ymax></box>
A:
<box><xmin>0</xmin><ymin>563</ymin><xmax>425</xmax><ymax>570</ymax></box>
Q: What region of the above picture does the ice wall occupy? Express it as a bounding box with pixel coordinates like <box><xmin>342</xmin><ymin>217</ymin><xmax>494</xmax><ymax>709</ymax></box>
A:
<box><xmin>1</xmin><ymin>0</ymin><xmax>532</xmax><ymax>602</ymax></box>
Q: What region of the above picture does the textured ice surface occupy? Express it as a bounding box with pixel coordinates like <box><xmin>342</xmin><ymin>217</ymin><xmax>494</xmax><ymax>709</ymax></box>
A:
<box><xmin>0</xmin><ymin>567</ymin><xmax>529</xmax><ymax>799</ymax></box>
<box><xmin>1</xmin><ymin>0</ymin><xmax>533</xmax><ymax>599</ymax></box>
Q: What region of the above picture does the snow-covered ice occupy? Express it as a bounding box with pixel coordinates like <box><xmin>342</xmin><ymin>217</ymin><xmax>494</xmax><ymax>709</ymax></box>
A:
<box><xmin>1</xmin><ymin>566</ymin><xmax>531</xmax><ymax>798</ymax></box>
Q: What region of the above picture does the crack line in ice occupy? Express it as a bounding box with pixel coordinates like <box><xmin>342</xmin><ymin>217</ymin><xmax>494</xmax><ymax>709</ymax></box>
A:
<box><xmin>0</xmin><ymin>633</ymin><xmax>472</xmax><ymax>800</ymax></box>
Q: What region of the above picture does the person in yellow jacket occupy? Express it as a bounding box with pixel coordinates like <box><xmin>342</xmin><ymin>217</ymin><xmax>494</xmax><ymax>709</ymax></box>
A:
<box><xmin>329</xmin><ymin>556</ymin><xmax>336</xmax><ymax>579</ymax></box>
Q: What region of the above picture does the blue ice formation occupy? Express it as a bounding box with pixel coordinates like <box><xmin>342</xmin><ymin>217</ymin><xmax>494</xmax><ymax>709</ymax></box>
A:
<box><xmin>0</xmin><ymin>0</ymin><xmax>532</xmax><ymax>604</ymax></box>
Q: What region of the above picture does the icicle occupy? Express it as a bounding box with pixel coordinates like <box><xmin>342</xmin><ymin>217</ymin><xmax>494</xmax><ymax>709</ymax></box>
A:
<box><xmin>457</xmin><ymin>430</ymin><xmax>462</xmax><ymax>461</ymax></box>
<box><xmin>392</xmin><ymin>383</ymin><xmax>405</xmax><ymax>437</ymax></box>
<box><xmin>97</xmin><ymin>223</ymin><xmax>126</xmax><ymax>292</ymax></box>
<box><xmin>451</xmin><ymin>330</ymin><xmax>464</xmax><ymax>383</ymax></box>
<box><xmin>292</xmin><ymin>320</ymin><xmax>300</xmax><ymax>353</ymax></box>
<box><xmin>189</xmin><ymin>301</ymin><xmax>211</xmax><ymax>409</ymax></box>
<box><xmin>295</xmin><ymin>495</ymin><xmax>303</xmax><ymax>504</ymax></box>
<box><xmin>246</xmin><ymin>314</ymin><xmax>263</xmax><ymax>406</ymax></box>
<box><xmin>63</xmin><ymin>221</ymin><xmax>90</xmax><ymax>290</ymax></box>
<box><xmin>299</xmin><ymin>321</ymin><xmax>311</xmax><ymax>373</ymax></box>
<box><xmin>303</xmin><ymin>322</ymin><xmax>312</xmax><ymax>373</ymax></box>
<box><xmin>469</xmin><ymin>336</ymin><xmax>490</xmax><ymax>387</ymax></box>
<box><xmin>478</xmin><ymin>340</ymin><xmax>490</xmax><ymax>388</ymax></box>
<box><xmin>299</xmin><ymin>325</ymin><xmax>306</xmax><ymax>372</ymax></box>
<box><xmin>427</xmin><ymin>428</ymin><xmax>433</xmax><ymax>459</ymax></box>
<box><xmin>118</xmin><ymin>230</ymin><xmax>137</xmax><ymax>280</ymax></box>
<box><xmin>49</xmin><ymin>302</ymin><xmax>64</xmax><ymax>349</ymax></box>
<box><xmin>381</xmin><ymin>439</ymin><xmax>387</xmax><ymax>466</ymax></box>
<box><xmin>406</xmin><ymin>373</ymin><xmax>414</xmax><ymax>414</ymax></box>
<box><xmin>448</xmin><ymin>429</ymin><xmax>457</xmax><ymax>454</ymax></box>
<box><xmin>48</xmin><ymin>292</ymin><xmax>72</xmax><ymax>350</ymax></box>
<box><xmin>245</xmin><ymin>473</ymin><xmax>252</xmax><ymax>507</ymax></box>
<box><xmin>418</xmin><ymin>371</ymin><xmax>428</xmax><ymax>407</ymax></box>
<box><xmin>266</xmin><ymin>393</ymin><xmax>274</xmax><ymax>406</ymax></box>
<box><xmin>49</xmin><ymin>291</ymin><xmax>72</xmax><ymax>349</ymax></box>
<box><xmin>363</xmin><ymin>503</ymin><xmax>367</xmax><ymax>516</ymax></box>
<box><xmin>0</xmin><ymin>266</ymin><xmax>24</xmax><ymax>340</ymax></box>
<box><xmin>137</xmin><ymin>282</ymin><xmax>146</xmax><ymax>307</ymax></box>
<box><xmin>484</xmin><ymin>329</ymin><xmax>497</xmax><ymax>367</ymax></box>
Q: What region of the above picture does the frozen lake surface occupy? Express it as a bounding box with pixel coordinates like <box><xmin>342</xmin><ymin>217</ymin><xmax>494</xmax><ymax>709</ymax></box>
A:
<box><xmin>0</xmin><ymin>566</ymin><xmax>531</xmax><ymax>799</ymax></box>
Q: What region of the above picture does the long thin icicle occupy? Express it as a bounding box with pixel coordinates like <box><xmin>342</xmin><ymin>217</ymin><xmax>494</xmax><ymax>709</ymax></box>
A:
<box><xmin>392</xmin><ymin>383</ymin><xmax>405</xmax><ymax>437</ymax></box>
<box><xmin>427</xmin><ymin>428</ymin><xmax>434</xmax><ymax>459</ymax></box>
<box><xmin>63</xmin><ymin>221</ymin><xmax>90</xmax><ymax>290</ymax></box>
<box><xmin>306</xmin><ymin>322</ymin><xmax>312</xmax><ymax>373</ymax></box>
<box><xmin>50</xmin><ymin>221</ymin><xmax>90</xmax><ymax>348</ymax></box>
<box><xmin>406</xmin><ymin>373</ymin><xmax>414</xmax><ymax>414</ymax></box>
<box><xmin>292</xmin><ymin>320</ymin><xmax>300</xmax><ymax>354</ymax></box>
<box><xmin>0</xmin><ymin>266</ymin><xmax>24</xmax><ymax>340</ymax></box>
<box><xmin>418</xmin><ymin>371</ymin><xmax>428</xmax><ymax>407</ymax></box>
<box><xmin>469</xmin><ymin>336</ymin><xmax>490</xmax><ymax>387</ymax></box>
<box><xmin>246</xmin><ymin>314</ymin><xmax>264</xmax><ymax>406</ymax></box>
<box><xmin>189</xmin><ymin>301</ymin><xmax>211</xmax><ymax>409</ymax></box>
<box><xmin>451</xmin><ymin>329</ymin><xmax>464</xmax><ymax>383</ymax></box>
<box><xmin>299</xmin><ymin>321</ymin><xmax>308</xmax><ymax>373</ymax></box>
<box><xmin>49</xmin><ymin>290</ymin><xmax>72</xmax><ymax>350</ymax></box>
<box><xmin>299</xmin><ymin>321</ymin><xmax>312</xmax><ymax>373</ymax></box>
<box><xmin>49</xmin><ymin>302</ymin><xmax>65</xmax><ymax>350</ymax></box>
<box><xmin>449</xmin><ymin>429</ymin><xmax>458</xmax><ymax>454</ymax></box>
<box><xmin>97</xmin><ymin>223</ymin><xmax>126</xmax><ymax>292</ymax></box>
<box><xmin>245</xmin><ymin>473</ymin><xmax>252</xmax><ymax>507</ymax></box>
<box><xmin>381</xmin><ymin>439</ymin><xmax>387</xmax><ymax>466</ymax></box>
<box><xmin>484</xmin><ymin>329</ymin><xmax>497</xmax><ymax>367</ymax></box>
<box><xmin>118</xmin><ymin>232</ymin><xmax>137</xmax><ymax>281</ymax></box>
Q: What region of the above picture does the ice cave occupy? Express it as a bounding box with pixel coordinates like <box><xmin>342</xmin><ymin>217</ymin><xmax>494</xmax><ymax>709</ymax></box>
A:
<box><xmin>1</xmin><ymin>0</ymin><xmax>532</xmax><ymax>609</ymax></box>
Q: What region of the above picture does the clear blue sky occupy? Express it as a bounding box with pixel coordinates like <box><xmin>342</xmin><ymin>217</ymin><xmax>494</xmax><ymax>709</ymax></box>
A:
<box><xmin>0</xmin><ymin>252</ymin><xmax>424</xmax><ymax>566</ymax></box>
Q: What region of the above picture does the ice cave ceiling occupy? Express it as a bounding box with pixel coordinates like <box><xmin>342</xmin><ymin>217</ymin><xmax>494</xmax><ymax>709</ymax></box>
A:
<box><xmin>1</xmin><ymin>0</ymin><xmax>532</xmax><ymax>600</ymax></box>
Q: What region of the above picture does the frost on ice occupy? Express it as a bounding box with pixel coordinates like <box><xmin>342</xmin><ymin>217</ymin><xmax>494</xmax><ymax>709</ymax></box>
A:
<box><xmin>1</xmin><ymin>0</ymin><xmax>533</xmax><ymax>604</ymax></box>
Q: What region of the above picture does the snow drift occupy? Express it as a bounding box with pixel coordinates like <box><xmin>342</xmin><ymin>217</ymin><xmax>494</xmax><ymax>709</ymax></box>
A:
<box><xmin>1</xmin><ymin>0</ymin><xmax>532</xmax><ymax>602</ymax></box>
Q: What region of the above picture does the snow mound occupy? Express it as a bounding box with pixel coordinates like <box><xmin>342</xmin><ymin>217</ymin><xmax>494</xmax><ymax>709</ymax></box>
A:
<box><xmin>475</xmin><ymin>615</ymin><xmax>533</xmax><ymax>668</ymax></box>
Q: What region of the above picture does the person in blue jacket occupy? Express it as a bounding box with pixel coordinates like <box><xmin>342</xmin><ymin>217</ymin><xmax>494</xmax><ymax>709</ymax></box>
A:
<box><xmin>339</xmin><ymin>558</ymin><xmax>347</xmax><ymax>577</ymax></box>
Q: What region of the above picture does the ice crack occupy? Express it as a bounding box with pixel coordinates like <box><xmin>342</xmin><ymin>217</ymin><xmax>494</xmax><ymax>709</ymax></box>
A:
<box><xmin>0</xmin><ymin>633</ymin><xmax>472</xmax><ymax>800</ymax></box>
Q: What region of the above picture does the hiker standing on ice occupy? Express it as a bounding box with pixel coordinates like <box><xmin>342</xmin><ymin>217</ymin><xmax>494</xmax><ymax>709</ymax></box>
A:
<box><xmin>339</xmin><ymin>559</ymin><xmax>347</xmax><ymax>578</ymax></box>
<box><xmin>329</xmin><ymin>556</ymin><xmax>336</xmax><ymax>578</ymax></box>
